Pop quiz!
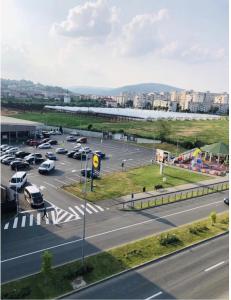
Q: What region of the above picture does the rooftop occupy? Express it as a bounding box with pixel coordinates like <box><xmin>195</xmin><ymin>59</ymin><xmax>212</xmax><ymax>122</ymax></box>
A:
<box><xmin>1</xmin><ymin>116</ymin><xmax>43</xmax><ymax>126</ymax></box>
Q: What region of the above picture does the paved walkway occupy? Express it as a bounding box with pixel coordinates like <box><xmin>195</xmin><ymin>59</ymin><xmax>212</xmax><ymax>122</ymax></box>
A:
<box><xmin>98</xmin><ymin>175</ymin><xmax>229</xmax><ymax>207</ymax></box>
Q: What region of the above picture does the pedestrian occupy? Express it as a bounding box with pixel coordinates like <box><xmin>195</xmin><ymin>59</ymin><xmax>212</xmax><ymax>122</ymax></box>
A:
<box><xmin>42</xmin><ymin>206</ymin><xmax>48</xmax><ymax>219</ymax></box>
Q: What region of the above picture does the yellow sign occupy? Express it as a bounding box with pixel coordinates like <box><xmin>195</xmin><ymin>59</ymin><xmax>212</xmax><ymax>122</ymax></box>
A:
<box><xmin>93</xmin><ymin>154</ymin><xmax>99</xmax><ymax>169</ymax></box>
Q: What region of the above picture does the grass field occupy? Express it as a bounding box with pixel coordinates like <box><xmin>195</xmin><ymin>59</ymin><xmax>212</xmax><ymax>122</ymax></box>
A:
<box><xmin>11</xmin><ymin>111</ymin><xmax>229</xmax><ymax>145</ymax></box>
<box><xmin>2</xmin><ymin>212</ymin><xmax>228</xmax><ymax>299</ymax></box>
<box><xmin>63</xmin><ymin>164</ymin><xmax>210</xmax><ymax>201</ymax></box>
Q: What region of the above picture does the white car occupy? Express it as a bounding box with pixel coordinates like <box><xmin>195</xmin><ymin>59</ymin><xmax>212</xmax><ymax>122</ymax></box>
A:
<box><xmin>0</xmin><ymin>144</ymin><xmax>8</xmax><ymax>150</ymax></box>
<box><xmin>5</xmin><ymin>147</ymin><xmax>19</xmax><ymax>155</ymax></box>
<box><xmin>38</xmin><ymin>160</ymin><xmax>55</xmax><ymax>174</ymax></box>
<box><xmin>73</xmin><ymin>143</ymin><xmax>82</xmax><ymax>151</ymax></box>
<box><xmin>0</xmin><ymin>154</ymin><xmax>13</xmax><ymax>162</ymax></box>
<box><xmin>38</xmin><ymin>143</ymin><xmax>51</xmax><ymax>149</ymax></box>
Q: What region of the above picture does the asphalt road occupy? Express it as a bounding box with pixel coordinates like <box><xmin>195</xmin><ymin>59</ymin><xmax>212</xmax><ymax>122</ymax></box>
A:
<box><xmin>1</xmin><ymin>190</ymin><xmax>228</xmax><ymax>283</ymax></box>
<box><xmin>64</xmin><ymin>234</ymin><xmax>229</xmax><ymax>299</ymax></box>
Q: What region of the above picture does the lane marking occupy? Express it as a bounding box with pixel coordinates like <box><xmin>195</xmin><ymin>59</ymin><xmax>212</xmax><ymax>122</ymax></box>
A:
<box><xmin>21</xmin><ymin>216</ymin><xmax>26</xmax><ymax>227</ymax></box>
<box><xmin>204</xmin><ymin>261</ymin><xmax>225</xmax><ymax>272</ymax></box>
<box><xmin>1</xmin><ymin>199</ymin><xmax>225</xmax><ymax>263</ymax></box>
<box><xmin>81</xmin><ymin>204</ymin><xmax>93</xmax><ymax>214</ymax></box>
<box><xmin>4</xmin><ymin>223</ymin><xmax>9</xmax><ymax>230</ymax></box>
<box><xmin>29</xmin><ymin>215</ymin><xmax>33</xmax><ymax>226</ymax></box>
<box><xmin>145</xmin><ymin>291</ymin><xmax>163</xmax><ymax>300</ymax></box>
<box><xmin>74</xmin><ymin>205</ymin><xmax>85</xmax><ymax>215</ymax></box>
<box><xmin>43</xmin><ymin>182</ymin><xmax>57</xmax><ymax>189</ymax></box>
<box><xmin>13</xmin><ymin>217</ymin><xmax>18</xmax><ymax>229</ymax></box>
<box><xmin>87</xmin><ymin>203</ymin><xmax>99</xmax><ymax>213</ymax></box>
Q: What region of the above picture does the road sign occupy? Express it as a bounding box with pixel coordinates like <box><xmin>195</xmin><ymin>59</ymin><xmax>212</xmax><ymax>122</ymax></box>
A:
<box><xmin>93</xmin><ymin>154</ymin><xmax>100</xmax><ymax>170</ymax></box>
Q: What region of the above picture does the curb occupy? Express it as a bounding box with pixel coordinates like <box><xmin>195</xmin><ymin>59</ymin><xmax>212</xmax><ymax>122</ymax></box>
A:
<box><xmin>57</xmin><ymin>231</ymin><xmax>229</xmax><ymax>299</ymax></box>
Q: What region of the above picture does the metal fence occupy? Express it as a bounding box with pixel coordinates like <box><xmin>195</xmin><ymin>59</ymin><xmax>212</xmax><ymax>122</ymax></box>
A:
<box><xmin>121</xmin><ymin>180</ymin><xmax>229</xmax><ymax>210</ymax></box>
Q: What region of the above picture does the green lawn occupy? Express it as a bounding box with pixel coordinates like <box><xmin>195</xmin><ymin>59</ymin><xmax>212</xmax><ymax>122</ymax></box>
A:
<box><xmin>11</xmin><ymin>111</ymin><xmax>229</xmax><ymax>145</ymax></box>
<box><xmin>63</xmin><ymin>164</ymin><xmax>211</xmax><ymax>201</ymax></box>
<box><xmin>2</xmin><ymin>212</ymin><xmax>228</xmax><ymax>299</ymax></box>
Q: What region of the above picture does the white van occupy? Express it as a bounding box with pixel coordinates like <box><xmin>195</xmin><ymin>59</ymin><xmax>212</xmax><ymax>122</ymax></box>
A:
<box><xmin>38</xmin><ymin>160</ymin><xmax>55</xmax><ymax>174</ymax></box>
<box><xmin>9</xmin><ymin>171</ymin><xmax>27</xmax><ymax>189</ymax></box>
<box><xmin>24</xmin><ymin>185</ymin><xmax>44</xmax><ymax>208</ymax></box>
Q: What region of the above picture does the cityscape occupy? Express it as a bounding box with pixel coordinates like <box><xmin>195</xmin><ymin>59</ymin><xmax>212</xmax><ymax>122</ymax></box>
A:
<box><xmin>1</xmin><ymin>0</ymin><xmax>229</xmax><ymax>300</ymax></box>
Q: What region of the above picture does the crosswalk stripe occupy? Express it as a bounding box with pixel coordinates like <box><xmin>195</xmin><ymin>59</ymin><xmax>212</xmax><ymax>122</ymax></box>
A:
<box><xmin>29</xmin><ymin>215</ymin><xmax>33</xmax><ymax>226</ymax></box>
<box><xmin>74</xmin><ymin>205</ymin><xmax>85</xmax><ymax>215</ymax></box>
<box><xmin>65</xmin><ymin>214</ymin><xmax>78</xmax><ymax>222</ymax></box>
<box><xmin>56</xmin><ymin>211</ymin><xmax>69</xmax><ymax>222</ymax></box>
<box><xmin>51</xmin><ymin>210</ymin><xmax>57</xmax><ymax>224</ymax></box>
<box><xmin>56</xmin><ymin>208</ymin><xmax>63</xmax><ymax>218</ymax></box>
<box><xmin>94</xmin><ymin>204</ymin><xmax>104</xmax><ymax>212</ymax></box>
<box><xmin>13</xmin><ymin>217</ymin><xmax>18</xmax><ymax>229</ymax></box>
<box><xmin>81</xmin><ymin>204</ymin><xmax>93</xmax><ymax>214</ymax></box>
<box><xmin>45</xmin><ymin>215</ymin><xmax>50</xmax><ymax>224</ymax></box>
<box><xmin>86</xmin><ymin>203</ymin><xmax>99</xmax><ymax>213</ymax></box>
<box><xmin>69</xmin><ymin>207</ymin><xmax>81</xmax><ymax>218</ymax></box>
<box><xmin>4</xmin><ymin>223</ymin><xmax>9</xmax><ymax>230</ymax></box>
<box><xmin>21</xmin><ymin>216</ymin><xmax>26</xmax><ymax>227</ymax></box>
<box><xmin>37</xmin><ymin>213</ymin><xmax>41</xmax><ymax>225</ymax></box>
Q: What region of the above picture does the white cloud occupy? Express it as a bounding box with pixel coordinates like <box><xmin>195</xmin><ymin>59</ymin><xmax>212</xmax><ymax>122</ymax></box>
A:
<box><xmin>115</xmin><ymin>9</ymin><xmax>168</xmax><ymax>57</ymax></box>
<box><xmin>51</xmin><ymin>0</ymin><xmax>118</xmax><ymax>40</ymax></box>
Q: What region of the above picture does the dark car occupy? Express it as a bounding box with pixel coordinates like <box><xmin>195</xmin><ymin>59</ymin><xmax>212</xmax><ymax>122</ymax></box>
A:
<box><xmin>80</xmin><ymin>168</ymin><xmax>98</xmax><ymax>178</ymax></box>
<box><xmin>40</xmin><ymin>138</ymin><xmax>51</xmax><ymax>144</ymax></box>
<box><xmin>73</xmin><ymin>151</ymin><xmax>89</xmax><ymax>160</ymax></box>
<box><xmin>45</xmin><ymin>152</ymin><xmax>57</xmax><ymax>160</ymax></box>
<box><xmin>10</xmin><ymin>160</ymin><xmax>30</xmax><ymax>171</ymax></box>
<box><xmin>94</xmin><ymin>150</ymin><xmax>106</xmax><ymax>159</ymax></box>
<box><xmin>25</xmin><ymin>153</ymin><xmax>44</xmax><ymax>164</ymax></box>
<box><xmin>15</xmin><ymin>151</ymin><xmax>31</xmax><ymax>158</ymax></box>
<box><xmin>55</xmin><ymin>148</ymin><xmax>68</xmax><ymax>154</ymax></box>
<box><xmin>41</xmin><ymin>131</ymin><xmax>50</xmax><ymax>138</ymax></box>
<box><xmin>47</xmin><ymin>139</ymin><xmax>58</xmax><ymax>145</ymax></box>
<box><xmin>77</xmin><ymin>137</ymin><xmax>87</xmax><ymax>143</ymax></box>
<box><xmin>224</xmin><ymin>197</ymin><xmax>229</xmax><ymax>205</ymax></box>
<box><xmin>66</xmin><ymin>136</ymin><xmax>77</xmax><ymax>142</ymax></box>
<box><xmin>1</xmin><ymin>156</ymin><xmax>16</xmax><ymax>165</ymax></box>
<box><xmin>67</xmin><ymin>150</ymin><xmax>77</xmax><ymax>158</ymax></box>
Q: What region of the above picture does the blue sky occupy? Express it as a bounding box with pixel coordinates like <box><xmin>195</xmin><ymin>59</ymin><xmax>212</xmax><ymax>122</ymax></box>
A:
<box><xmin>2</xmin><ymin>0</ymin><xmax>229</xmax><ymax>92</ymax></box>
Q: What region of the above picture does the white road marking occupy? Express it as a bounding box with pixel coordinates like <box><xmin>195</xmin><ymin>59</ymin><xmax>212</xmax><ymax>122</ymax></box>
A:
<box><xmin>81</xmin><ymin>204</ymin><xmax>93</xmax><ymax>214</ymax></box>
<box><xmin>1</xmin><ymin>199</ymin><xmax>224</xmax><ymax>263</ymax></box>
<box><xmin>13</xmin><ymin>217</ymin><xmax>18</xmax><ymax>229</ymax></box>
<box><xmin>51</xmin><ymin>210</ymin><xmax>57</xmax><ymax>224</ymax></box>
<box><xmin>74</xmin><ymin>205</ymin><xmax>85</xmax><ymax>215</ymax></box>
<box><xmin>69</xmin><ymin>207</ymin><xmax>80</xmax><ymax>218</ymax></box>
<box><xmin>4</xmin><ymin>223</ymin><xmax>9</xmax><ymax>230</ymax></box>
<box><xmin>43</xmin><ymin>182</ymin><xmax>57</xmax><ymax>189</ymax></box>
<box><xmin>60</xmin><ymin>162</ymin><xmax>66</xmax><ymax>165</ymax></box>
<box><xmin>204</xmin><ymin>261</ymin><xmax>225</xmax><ymax>272</ymax></box>
<box><xmin>66</xmin><ymin>177</ymin><xmax>78</xmax><ymax>182</ymax></box>
<box><xmin>145</xmin><ymin>291</ymin><xmax>163</xmax><ymax>299</ymax></box>
<box><xmin>37</xmin><ymin>213</ymin><xmax>41</xmax><ymax>225</ymax></box>
<box><xmin>56</xmin><ymin>211</ymin><xmax>69</xmax><ymax>222</ymax></box>
<box><xmin>94</xmin><ymin>204</ymin><xmax>104</xmax><ymax>212</ymax></box>
<box><xmin>21</xmin><ymin>216</ymin><xmax>26</xmax><ymax>227</ymax></box>
<box><xmin>45</xmin><ymin>216</ymin><xmax>50</xmax><ymax>224</ymax></box>
<box><xmin>54</xmin><ymin>178</ymin><xmax>69</xmax><ymax>185</ymax></box>
<box><xmin>71</xmin><ymin>170</ymin><xmax>77</xmax><ymax>173</ymax></box>
<box><xmin>39</xmin><ymin>186</ymin><xmax>46</xmax><ymax>191</ymax></box>
<box><xmin>29</xmin><ymin>215</ymin><xmax>33</xmax><ymax>226</ymax></box>
<box><xmin>87</xmin><ymin>203</ymin><xmax>99</xmax><ymax>213</ymax></box>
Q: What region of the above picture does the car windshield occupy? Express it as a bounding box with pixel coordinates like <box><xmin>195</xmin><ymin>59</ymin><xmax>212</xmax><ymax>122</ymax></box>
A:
<box><xmin>32</xmin><ymin>193</ymin><xmax>43</xmax><ymax>203</ymax></box>
<box><xmin>11</xmin><ymin>178</ymin><xmax>20</xmax><ymax>183</ymax></box>
<box><xmin>41</xmin><ymin>163</ymin><xmax>49</xmax><ymax>168</ymax></box>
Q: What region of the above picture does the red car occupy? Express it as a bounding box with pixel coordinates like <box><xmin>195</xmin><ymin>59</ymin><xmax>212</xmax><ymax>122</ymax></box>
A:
<box><xmin>77</xmin><ymin>137</ymin><xmax>87</xmax><ymax>143</ymax></box>
<box><xmin>26</xmin><ymin>139</ymin><xmax>41</xmax><ymax>146</ymax></box>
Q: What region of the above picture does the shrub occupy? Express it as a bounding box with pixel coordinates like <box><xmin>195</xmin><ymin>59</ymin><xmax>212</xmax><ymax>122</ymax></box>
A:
<box><xmin>2</xmin><ymin>286</ymin><xmax>31</xmax><ymax>299</ymax></box>
<box><xmin>158</xmin><ymin>233</ymin><xmax>181</xmax><ymax>246</ymax></box>
<box><xmin>189</xmin><ymin>225</ymin><xmax>209</xmax><ymax>235</ymax></box>
<box><xmin>210</xmin><ymin>211</ymin><xmax>217</xmax><ymax>226</ymax></box>
<box><xmin>220</xmin><ymin>217</ymin><xmax>229</xmax><ymax>224</ymax></box>
<box><xmin>41</xmin><ymin>251</ymin><xmax>53</xmax><ymax>275</ymax></box>
<box><xmin>155</xmin><ymin>184</ymin><xmax>163</xmax><ymax>190</ymax></box>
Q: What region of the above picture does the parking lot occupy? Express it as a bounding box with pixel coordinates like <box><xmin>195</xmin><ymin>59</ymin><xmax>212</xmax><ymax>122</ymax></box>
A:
<box><xmin>1</xmin><ymin>134</ymin><xmax>154</xmax><ymax>217</ymax></box>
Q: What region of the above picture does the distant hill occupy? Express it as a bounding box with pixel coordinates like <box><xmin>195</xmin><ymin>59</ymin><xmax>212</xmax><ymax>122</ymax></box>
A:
<box><xmin>69</xmin><ymin>83</ymin><xmax>183</xmax><ymax>96</ymax></box>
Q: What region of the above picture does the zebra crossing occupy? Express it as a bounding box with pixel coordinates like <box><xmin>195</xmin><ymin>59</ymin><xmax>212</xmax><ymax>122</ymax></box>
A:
<box><xmin>2</xmin><ymin>203</ymin><xmax>108</xmax><ymax>230</ymax></box>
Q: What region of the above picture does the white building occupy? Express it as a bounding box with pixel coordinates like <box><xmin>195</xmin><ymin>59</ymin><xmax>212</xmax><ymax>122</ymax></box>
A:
<box><xmin>64</xmin><ymin>94</ymin><xmax>71</xmax><ymax>103</ymax></box>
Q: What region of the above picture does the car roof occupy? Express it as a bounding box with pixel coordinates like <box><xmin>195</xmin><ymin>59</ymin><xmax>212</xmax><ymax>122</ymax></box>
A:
<box><xmin>12</xmin><ymin>171</ymin><xmax>26</xmax><ymax>178</ymax></box>
<box><xmin>25</xmin><ymin>185</ymin><xmax>40</xmax><ymax>194</ymax></box>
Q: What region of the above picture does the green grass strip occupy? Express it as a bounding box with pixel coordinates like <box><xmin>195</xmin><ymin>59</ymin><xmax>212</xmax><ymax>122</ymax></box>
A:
<box><xmin>1</xmin><ymin>212</ymin><xmax>228</xmax><ymax>299</ymax></box>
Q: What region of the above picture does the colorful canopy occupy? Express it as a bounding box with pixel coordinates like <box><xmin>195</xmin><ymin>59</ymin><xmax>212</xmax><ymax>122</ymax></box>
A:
<box><xmin>201</xmin><ymin>142</ymin><xmax>229</xmax><ymax>155</ymax></box>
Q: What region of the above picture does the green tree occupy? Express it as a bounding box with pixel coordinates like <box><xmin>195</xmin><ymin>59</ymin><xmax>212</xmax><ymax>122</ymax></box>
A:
<box><xmin>41</xmin><ymin>250</ymin><xmax>53</xmax><ymax>277</ymax></box>
<box><xmin>210</xmin><ymin>211</ymin><xmax>217</xmax><ymax>226</ymax></box>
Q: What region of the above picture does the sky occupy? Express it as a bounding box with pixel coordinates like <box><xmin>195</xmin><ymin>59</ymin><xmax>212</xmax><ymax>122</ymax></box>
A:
<box><xmin>1</xmin><ymin>0</ymin><xmax>229</xmax><ymax>92</ymax></box>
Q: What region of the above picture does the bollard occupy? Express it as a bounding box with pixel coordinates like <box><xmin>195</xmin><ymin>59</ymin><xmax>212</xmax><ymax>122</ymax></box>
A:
<box><xmin>143</xmin><ymin>187</ymin><xmax>146</xmax><ymax>193</ymax></box>
<box><xmin>131</xmin><ymin>193</ymin><xmax>134</xmax><ymax>199</ymax></box>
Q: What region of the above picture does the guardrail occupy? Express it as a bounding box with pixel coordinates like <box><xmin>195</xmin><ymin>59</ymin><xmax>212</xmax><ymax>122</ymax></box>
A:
<box><xmin>121</xmin><ymin>181</ymin><xmax>229</xmax><ymax>210</ymax></box>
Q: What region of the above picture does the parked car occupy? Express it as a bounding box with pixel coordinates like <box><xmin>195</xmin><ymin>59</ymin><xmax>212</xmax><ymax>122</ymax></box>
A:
<box><xmin>77</xmin><ymin>137</ymin><xmax>87</xmax><ymax>143</ymax></box>
<box><xmin>66</xmin><ymin>136</ymin><xmax>77</xmax><ymax>142</ymax></box>
<box><xmin>40</xmin><ymin>138</ymin><xmax>51</xmax><ymax>144</ymax></box>
<box><xmin>73</xmin><ymin>151</ymin><xmax>89</xmax><ymax>160</ymax></box>
<box><xmin>15</xmin><ymin>151</ymin><xmax>31</xmax><ymax>158</ymax></box>
<box><xmin>0</xmin><ymin>144</ymin><xmax>8</xmax><ymax>150</ymax></box>
<box><xmin>26</xmin><ymin>139</ymin><xmax>41</xmax><ymax>147</ymax></box>
<box><xmin>5</xmin><ymin>147</ymin><xmax>19</xmax><ymax>155</ymax></box>
<box><xmin>38</xmin><ymin>143</ymin><xmax>51</xmax><ymax>149</ymax></box>
<box><xmin>94</xmin><ymin>150</ymin><xmax>106</xmax><ymax>159</ymax></box>
<box><xmin>56</xmin><ymin>148</ymin><xmax>68</xmax><ymax>154</ymax></box>
<box><xmin>2</xmin><ymin>156</ymin><xmax>16</xmax><ymax>165</ymax></box>
<box><xmin>45</xmin><ymin>152</ymin><xmax>57</xmax><ymax>160</ymax></box>
<box><xmin>38</xmin><ymin>160</ymin><xmax>55</xmax><ymax>174</ymax></box>
<box><xmin>47</xmin><ymin>139</ymin><xmax>58</xmax><ymax>145</ymax></box>
<box><xmin>11</xmin><ymin>160</ymin><xmax>30</xmax><ymax>171</ymax></box>
<box><xmin>67</xmin><ymin>150</ymin><xmax>77</xmax><ymax>158</ymax></box>
<box><xmin>2</xmin><ymin>146</ymin><xmax>14</xmax><ymax>152</ymax></box>
<box><xmin>224</xmin><ymin>197</ymin><xmax>229</xmax><ymax>205</ymax></box>
<box><xmin>24</xmin><ymin>153</ymin><xmax>44</xmax><ymax>164</ymax></box>
<box><xmin>9</xmin><ymin>171</ymin><xmax>27</xmax><ymax>189</ymax></box>
<box><xmin>73</xmin><ymin>143</ymin><xmax>82</xmax><ymax>151</ymax></box>
<box><xmin>0</xmin><ymin>154</ymin><xmax>13</xmax><ymax>162</ymax></box>
<box><xmin>24</xmin><ymin>185</ymin><xmax>44</xmax><ymax>208</ymax></box>
<box><xmin>82</xmin><ymin>147</ymin><xmax>92</xmax><ymax>154</ymax></box>
<box><xmin>80</xmin><ymin>168</ymin><xmax>98</xmax><ymax>178</ymax></box>
<box><xmin>41</xmin><ymin>131</ymin><xmax>50</xmax><ymax>138</ymax></box>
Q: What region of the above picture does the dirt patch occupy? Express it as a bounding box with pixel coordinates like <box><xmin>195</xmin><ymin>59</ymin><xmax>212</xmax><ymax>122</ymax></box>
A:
<box><xmin>1</xmin><ymin>108</ymin><xmax>20</xmax><ymax>116</ymax></box>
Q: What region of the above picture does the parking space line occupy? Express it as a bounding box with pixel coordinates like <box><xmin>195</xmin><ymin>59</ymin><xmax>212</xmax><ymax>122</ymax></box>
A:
<box><xmin>87</xmin><ymin>203</ymin><xmax>99</xmax><ymax>213</ymax></box>
<box><xmin>43</xmin><ymin>182</ymin><xmax>57</xmax><ymax>189</ymax></box>
<box><xmin>29</xmin><ymin>215</ymin><xmax>33</xmax><ymax>226</ymax></box>
<box><xmin>81</xmin><ymin>204</ymin><xmax>93</xmax><ymax>214</ymax></box>
<box><xmin>21</xmin><ymin>216</ymin><xmax>26</xmax><ymax>227</ymax></box>
<box><xmin>66</xmin><ymin>177</ymin><xmax>78</xmax><ymax>182</ymax></box>
<box><xmin>74</xmin><ymin>205</ymin><xmax>85</xmax><ymax>215</ymax></box>
<box><xmin>13</xmin><ymin>217</ymin><xmax>18</xmax><ymax>229</ymax></box>
<box><xmin>54</xmin><ymin>179</ymin><xmax>69</xmax><ymax>185</ymax></box>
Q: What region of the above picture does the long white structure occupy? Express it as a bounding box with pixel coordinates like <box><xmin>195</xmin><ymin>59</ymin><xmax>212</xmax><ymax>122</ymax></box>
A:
<box><xmin>45</xmin><ymin>106</ymin><xmax>221</xmax><ymax>120</ymax></box>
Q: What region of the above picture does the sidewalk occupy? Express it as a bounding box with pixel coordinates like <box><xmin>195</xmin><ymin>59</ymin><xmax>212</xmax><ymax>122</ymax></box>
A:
<box><xmin>98</xmin><ymin>175</ymin><xmax>229</xmax><ymax>207</ymax></box>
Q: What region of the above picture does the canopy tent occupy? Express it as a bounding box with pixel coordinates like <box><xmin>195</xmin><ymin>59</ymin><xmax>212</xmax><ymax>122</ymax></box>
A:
<box><xmin>201</xmin><ymin>142</ymin><xmax>229</xmax><ymax>163</ymax></box>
